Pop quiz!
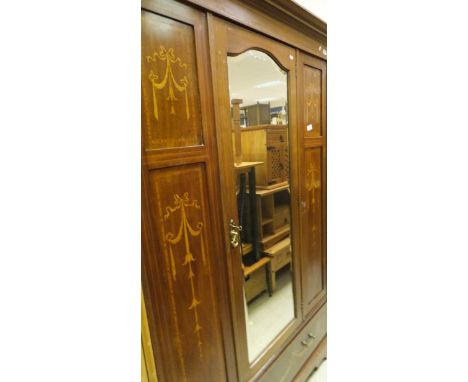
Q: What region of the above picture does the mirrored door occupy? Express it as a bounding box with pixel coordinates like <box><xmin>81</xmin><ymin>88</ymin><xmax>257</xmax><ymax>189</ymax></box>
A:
<box><xmin>210</xmin><ymin>17</ymin><xmax>301</xmax><ymax>379</ymax></box>
<box><xmin>228</xmin><ymin>49</ymin><xmax>294</xmax><ymax>362</ymax></box>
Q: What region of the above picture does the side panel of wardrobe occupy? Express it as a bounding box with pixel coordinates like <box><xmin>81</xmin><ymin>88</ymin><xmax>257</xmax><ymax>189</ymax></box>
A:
<box><xmin>142</xmin><ymin>291</ymin><xmax>158</xmax><ymax>382</ymax></box>
<box><xmin>141</xmin><ymin>1</ymin><xmax>237</xmax><ymax>381</ymax></box>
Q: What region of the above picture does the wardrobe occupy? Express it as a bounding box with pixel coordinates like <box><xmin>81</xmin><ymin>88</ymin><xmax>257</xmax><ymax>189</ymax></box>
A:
<box><xmin>141</xmin><ymin>0</ymin><xmax>327</xmax><ymax>381</ymax></box>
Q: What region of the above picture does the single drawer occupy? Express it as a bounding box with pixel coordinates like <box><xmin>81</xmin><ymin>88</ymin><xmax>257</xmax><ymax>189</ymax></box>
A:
<box><xmin>272</xmin><ymin>249</ymin><xmax>291</xmax><ymax>271</ymax></box>
<box><xmin>274</xmin><ymin>204</ymin><xmax>291</xmax><ymax>229</ymax></box>
<box><xmin>244</xmin><ymin>266</ymin><xmax>268</xmax><ymax>303</ymax></box>
<box><xmin>265</xmin><ymin>237</ymin><xmax>291</xmax><ymax>271</ymax></box>
<box><xmin>260</xmin><ymin>225</ymin><xmax>290</xmax><ymax>250</ymax></box>
<box><xmin>258</xmin><ymin>303</ymin><xmax>327</xmax><ymax>382</ymax></box>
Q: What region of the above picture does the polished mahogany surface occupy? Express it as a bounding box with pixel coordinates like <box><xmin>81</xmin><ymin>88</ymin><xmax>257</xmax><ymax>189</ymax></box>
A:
<box><xmin>141</xmin><ymin>1</ymin><xmax>327</xmax><ymax>381</ymax></box>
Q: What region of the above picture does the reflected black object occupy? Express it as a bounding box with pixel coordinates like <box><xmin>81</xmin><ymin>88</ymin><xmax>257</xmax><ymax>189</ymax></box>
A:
<box><xmin>236</xmin><ymin>167</ymin><xmax>260</xmax><ymax>262</ymax></box>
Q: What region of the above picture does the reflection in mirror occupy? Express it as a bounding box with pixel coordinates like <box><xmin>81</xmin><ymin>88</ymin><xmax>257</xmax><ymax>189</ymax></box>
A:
<box><xmin>227</xmin><ymin>50</ymin><xmax>295</xmax><ymax>362</ymax></box>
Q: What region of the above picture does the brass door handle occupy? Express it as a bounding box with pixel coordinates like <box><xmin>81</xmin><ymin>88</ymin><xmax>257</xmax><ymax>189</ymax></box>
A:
<box><xmin>229</xmin><ymin>219</ymin><xmax>242</xmax><ymax>248</ymax></box>
<box><xmin>230</xmin><ymin>229</ymin><xmax>240</xmax><ymax>248</ymax></box>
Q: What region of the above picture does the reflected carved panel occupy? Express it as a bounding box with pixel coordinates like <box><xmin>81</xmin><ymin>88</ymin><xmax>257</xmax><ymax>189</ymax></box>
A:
<box><xmin>142</xmin><ymin>11</ymin><xmax>203</xmax><ymax>150</ymax></box>
<box><xmin>302</xmin><ymin>147</ymin><xmax>324</xmax><ymax>308</ymax></box>
<box><xmin>304</xmin><ymin>65</ymin><xmax>322</xmax><ymax>138</ymax></box>
<box><xmin>147</xmin><ymin>163</ymin><xmax>226</xmax><ymax>382</ymax></box>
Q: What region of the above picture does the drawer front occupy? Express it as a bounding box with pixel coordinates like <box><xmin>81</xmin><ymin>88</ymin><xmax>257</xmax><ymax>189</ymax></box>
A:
<box><xmin>258</xmin><ymin>303</ymin><xmax>327</xmax><ymax>382</ymax></box>
<box><xmin>274</xmin><ymin>204</ymin><xmax>291</xmax><ymax>229</ymax></box>
<box><xmin>271</xmin><ymin>248</ymin><xmax>291</xmax><ymax>271</ymax></box>
<box><xmin>267</xmin><ymin>129</ymin><xmax>288</xmax><ymax>144</ymax></box>
<box><xmin>245</xmin><ymin>267</ymin><xmax>267</xmax><ymax>302</ymax></box>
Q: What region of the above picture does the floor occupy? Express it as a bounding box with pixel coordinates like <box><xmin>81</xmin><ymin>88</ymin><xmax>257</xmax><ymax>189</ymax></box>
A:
<box><xmin>307</xmin><ymin>360</ymin><xmax>327</xmax><ymax>382</ymax></box>
<box><xmin>245</xmin><ymin>268</ymin><xmax>295</xmax><ymax>361</ymax></box>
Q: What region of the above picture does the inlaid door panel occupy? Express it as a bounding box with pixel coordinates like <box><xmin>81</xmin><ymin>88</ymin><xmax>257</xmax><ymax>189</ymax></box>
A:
<box><xmin>301</xmin><ymin>56</ymin><xmax>326</xmax><ymax>139</ymax></box>
<box><xmin>301</xmin><ymin>147</ymin><xmax>325</xmax><ymax>313</ymax></box>
<box><xmin>141</xmin><ymin>10</ymin><xmax>203</xmax><ymax>151</ymax></box>
<box><xmin>145</xmin><ymin>163</ymin><xmax>226</xmax><ymax>382</ymax></box>
<box><xmin>304</xmin><ymin>65</ymin><xmax>322</xmax><ymax>138</ymax></box>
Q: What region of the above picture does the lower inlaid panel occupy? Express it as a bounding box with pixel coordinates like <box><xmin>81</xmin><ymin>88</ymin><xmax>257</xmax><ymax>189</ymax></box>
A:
<box><xmin>302</xmin><ymin>147</ymin><xmax>324</xmax><ymax>314</ymax></box>
<box><xmin>147</xmin><ymin>163</ymin><xmax>226</xmax><ymax>382</ymax></box>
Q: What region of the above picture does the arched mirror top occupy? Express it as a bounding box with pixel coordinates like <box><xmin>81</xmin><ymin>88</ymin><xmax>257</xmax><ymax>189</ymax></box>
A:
<box><xmin>228</xmin><ymin>50</ymin><xmax>288</xmax><ymax>124</ymax></box>
<box><xmin>228</xmin><ymin>47</ymin><xmax>290</xmax><ymax>72</ymax></box>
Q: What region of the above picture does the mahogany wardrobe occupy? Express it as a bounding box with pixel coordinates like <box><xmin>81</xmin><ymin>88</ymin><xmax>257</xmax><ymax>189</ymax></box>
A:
<box><xmin>141</xmin><ymin>0</ymin><xmax>327</xmax><ymax>381</ymax></box>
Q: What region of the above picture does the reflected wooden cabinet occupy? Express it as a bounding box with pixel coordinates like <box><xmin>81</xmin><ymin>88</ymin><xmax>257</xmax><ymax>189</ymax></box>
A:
<box><xmin>254</xmin><ymin>185</ymin><xmax>291</xmax><ymax>250</ymax></box>
<box><xmin>240</xmin><ymin>126</ymin><xmax>289</xmax><ymax>188</ymax></box>
<box><xmin>241</xmin><ymin>103</ymin><xmax>271</xmax><ymax>126</ymax></box>
<box><xmin>141</xmin><ymin>0</ymin><xmax>326</xmax><ymax>381</ymax></box>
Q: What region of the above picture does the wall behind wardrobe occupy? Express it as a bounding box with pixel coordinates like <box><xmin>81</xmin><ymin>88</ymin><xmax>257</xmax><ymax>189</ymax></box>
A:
<box><xmin>293</xmin><ymin>0</ymin><xmax>327</xmax><ymax>22</ymax></box>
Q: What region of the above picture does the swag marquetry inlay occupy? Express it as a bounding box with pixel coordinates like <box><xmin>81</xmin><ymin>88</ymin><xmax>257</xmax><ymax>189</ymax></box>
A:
<box><xmin>146</xmin><ymin>46</ymin><xmax>191</xmax><ymax>121</ymax></box>
<box><xmin>304</xmin><ymin>65</ymin><xmax>322</xmax><ymax>137</ymax></box>
<box><xmin>147</xmin><ymin>163</ymin><xmax>227</xmax><ymax>381</ymax></box>
<box><xmin>163</xmin><ymin>192</ymin><xmax>206</xmax><ymax>356</ymax></box>
<box><xmin>302</xmin><ymin>148</ymin><xmax>324</xmax><ymax>311</ymax></box>
<box><xmin>305</xmin><ymin>161</ymin><xmax>321</xmax><ymax>252</ymax></box>
<box><xmin>305</xmin><ymin>163</ymin><xmax>320</xmax><ymax>196</ymax></box>
<box><xmin>141</xmin><ymin>10</ymin><xmax>203</xmax><ymax>150</ymax></box>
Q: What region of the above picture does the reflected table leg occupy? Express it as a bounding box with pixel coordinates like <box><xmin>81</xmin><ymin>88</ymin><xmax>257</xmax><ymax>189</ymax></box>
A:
<box><xmin>265</xmin><ymin>260</ymin><xmax>273</xmax><ymax>297</ymax></box>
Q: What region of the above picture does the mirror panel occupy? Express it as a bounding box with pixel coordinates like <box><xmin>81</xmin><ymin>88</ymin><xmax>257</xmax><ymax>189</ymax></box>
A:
<box><xmin>227</xmin><ymin>50</ymin><xmax>295</xmax><ymax>362</ymax></box>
